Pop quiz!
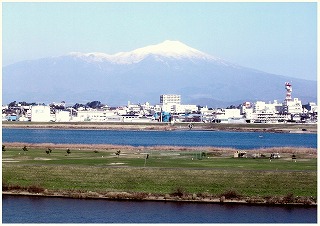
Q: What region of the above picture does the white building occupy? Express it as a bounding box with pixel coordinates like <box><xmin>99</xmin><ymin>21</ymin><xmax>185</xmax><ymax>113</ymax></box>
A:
<box><xmin>160</xmin><ymin>94</ymin><xmax>181</xmax><ymax>105</ymax></box>
<box><xmin>74</xmin><ymin>109</ymin><xmax>116</xmax><ymax>122</ymax></box>
<box><xmin>55</xmin><ymin>110</ymin><xmax>70</xmax><ymax>122</ymax></box>
<box><xmin>173</xmin><ymin>104</ymin><xmax>198</xmax><ymax>114</ymax></box>
<box><xmin>213</xmin><ymin>108</ymin><xmax>244</xmax><ymax>123</ymax></box>
<box><xmin>253</xmin><ymin>100</ymin><xmax>282</xmax><ymax>114</ymax></box>
<box><xmin>160</xmin><ymin>103</ymin><xmax>198</xmax><ymax>114</ymax></box>
<box><xmin>159</xmin><ymin>94</ymin><xmax>197</xmax><ymax>114</ymax></box>
<box><xmin>31</xmin><ymin>105</ymin><xmax>51</xmax><ymax>122</ymax></box>
<box><xmin>283</xmin><ymin>98</ymin><xmax>303</xmax><ymax>115</ymax></box>
<box><xmin>243</xmin><ymin>100</ymin><xmax>286</xmax><ymax>123</ymax></box>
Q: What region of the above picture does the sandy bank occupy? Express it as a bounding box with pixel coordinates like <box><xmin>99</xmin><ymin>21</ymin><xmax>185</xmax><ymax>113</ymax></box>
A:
<box><xmin>3</xmin><ymin>191</ymin><xmax>316</xmax><ymax>206</ymax></box>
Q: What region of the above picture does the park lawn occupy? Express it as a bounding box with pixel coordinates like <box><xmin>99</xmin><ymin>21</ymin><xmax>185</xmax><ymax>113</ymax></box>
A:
<box><xmin>2</xmin><ymin>147</ymin><xmax>316</xmax><ymax>170</ymax></box>
<box><xmin>2</xmin><ymin>147</ymin><xmax>317</xmax><ymax>198</ymax></box>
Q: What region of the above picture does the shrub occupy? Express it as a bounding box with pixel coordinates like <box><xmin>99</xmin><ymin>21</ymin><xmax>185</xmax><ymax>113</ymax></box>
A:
<box><xmin>2</xmin><ymin>182</ymin><xmax>9</xmax><ymax>191</ymax></box>
<box><xmin>282</xmin><ymin>193</ymin><xmax>296</xmax><ymax>204</ymax></box>
<box><xmin>27</xmin><ymin>185</ymin><xmax>45</xmax><ymax>193</ymax></box>
<box><xmin>296</xmin><ymin>196</ymin><xmax>313</xmax><ymax>205</ymax></box>
<box><xmin>132</xmin><ymin>192</ymin><xmax>148</xmax><ymax>200</ymax></box>
<box><xmin>265</xmin><ymin>196</ymin><xmax>282</xmax><ymax>204</ymax></box>
<box><xmin>196</xmin><ymin>192</ymin><xmax>211</xmax><ymax>199</ymax></box>
<box><xmin>220</xmin><ymin>190</ymin><xmax>242</xmax><ymax>199</ymax></box>
<box><xmin>246</xmin><ymin>197</ymin><xmax>265</xmax><ymax>204</ymax></box>
<box><xmin>170</xmin><ymin>187</ymin><xmax>186</xmax><ymax>197</ymax></box>
<box><xmin>5</xmin><ymin>184</ymin><xmax>24</xmax><ymax>191</ymax></box>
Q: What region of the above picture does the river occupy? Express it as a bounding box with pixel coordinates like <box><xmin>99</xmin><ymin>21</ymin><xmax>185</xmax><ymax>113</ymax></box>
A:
<box><xmin>2</xmin><ymin>195</ymin><xmax>317</xmax><ymax>223</ymax></box>
<box><xmin>2</xmin><ymin>128</ymin><xmax>317</xmax><ymax>149</ymax></box>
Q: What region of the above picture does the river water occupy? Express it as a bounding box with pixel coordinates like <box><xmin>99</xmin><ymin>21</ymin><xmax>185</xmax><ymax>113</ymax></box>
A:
<box><xmin>2</xmin><ymin>128</ymin><xmax>317</xmax><ymax>223</ymax></box>
<box><xmin>2</xmin><ymin>128</ymin><xmax>317</xmax><ymax>149</ymax></box>
<box><xmin>2</xmin><ymin>195</ymin><xmax>317</xmax><ymax>223</ymax></box>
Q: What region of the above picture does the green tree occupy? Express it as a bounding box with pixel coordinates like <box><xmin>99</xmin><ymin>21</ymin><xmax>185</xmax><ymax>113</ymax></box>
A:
<box><xmin>86</xmin><ymin>101</ymin><xmax>102</xmax><ymax>109</ymax></box>
<box><xmin>8</xmin><ymin>101</ymin><xmax>17</xmax><ymax>108</ymax></box>
<box><xmin>46</xmin><ymin>148</ymin><xmax>52</xmax><ymax>155</ymax></box>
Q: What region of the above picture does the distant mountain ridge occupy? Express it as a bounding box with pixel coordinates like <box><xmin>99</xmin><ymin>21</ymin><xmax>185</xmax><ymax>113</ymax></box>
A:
<box><xmin>2</xmin><ymin>40</ymin><xmax>317</xmax><ymax>107</ymax></box>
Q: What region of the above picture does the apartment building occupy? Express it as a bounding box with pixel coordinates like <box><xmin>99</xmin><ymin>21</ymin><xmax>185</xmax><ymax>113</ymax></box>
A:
<box><xmin>160</xmin><ymin>94</ymin><xmax>181</xmax><ymax>105</ymax></box>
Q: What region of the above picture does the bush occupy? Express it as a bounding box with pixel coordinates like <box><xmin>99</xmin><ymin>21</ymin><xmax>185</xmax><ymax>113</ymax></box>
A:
<box><xmin>282</xmin><ymin>193</ymin><xmax>296</xmax><ymax>204</ymax></box>
<box><xmin>170</xmin><ymin>187</ymin><xmax>186</xmax><ymax>197</ymax></box>
<box><xmin>132</xmin><ymin>192</ymin><xmax>148</xmax><ymax>200</ymax></box>
<box><xmin>27</xmin><ymin>185</ymin><xmax>45</xmax><ymax>193</ymax></box>
<box><xmin>265</xmin><ymin>196</ymin><xmax>282</xmax><ymax>204</ymax></box>
<box><xmin>3</xmin><ymin>184</ymin><xmax>24</xmax><ymax>191</ymax></box>
<box><xmin>196</xmin><ymin>192</ymin><xmax>210</xmax><ymax>198</ymax></box>
<box><xmin>296</xmin><ymin>196</ymin><xmax>313</xmax><ymax>205</ymax></box>
<box><xmin>220</xmin><ymin>190</ymin><xmax>242</xmax><ymax>199</ymax></box>
<box><xmin>2</xmin><ymin>182</ymin><xmax>9</xmax><ymax>191</ymax></box>
<box><xmin>246</xmin><ymin>197</ymin><xmax>265</xmax><ymax>204</ymax></box>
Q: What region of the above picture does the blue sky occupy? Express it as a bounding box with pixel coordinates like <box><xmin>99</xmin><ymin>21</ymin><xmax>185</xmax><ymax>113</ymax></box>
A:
<box><xmin>2</xmin><ymin>2</ymin><xmax>317</xmax><ymax>81</ymax></box>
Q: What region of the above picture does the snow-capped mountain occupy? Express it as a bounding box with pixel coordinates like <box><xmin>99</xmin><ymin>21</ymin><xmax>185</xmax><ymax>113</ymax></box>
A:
<box><xmin>67</xmin><ymin>40</ymin><xmax>221</xmax><ymax>64</ymax></box>
<box><xmin>2</xmin><ymin>40</ymin><xmax>317</xmax><ymax>106</ymax></box>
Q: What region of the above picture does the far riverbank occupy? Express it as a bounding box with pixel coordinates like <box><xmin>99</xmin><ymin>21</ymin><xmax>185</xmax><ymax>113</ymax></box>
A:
<box><xmin>2</xmin><ymin>121</ymin><xmax>317</xmax><ymax>133</ymax></box>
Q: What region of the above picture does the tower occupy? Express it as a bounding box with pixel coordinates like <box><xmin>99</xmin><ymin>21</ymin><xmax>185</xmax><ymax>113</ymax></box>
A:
<box><xmin>284</xmin><ymin>82</ymin><xmax>292</xmax><ymax>103</ymax></box>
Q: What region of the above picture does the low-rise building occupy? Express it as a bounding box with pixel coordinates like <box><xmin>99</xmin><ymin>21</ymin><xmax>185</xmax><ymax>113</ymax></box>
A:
<box><xmin>55</xmin><ymin>110</ymin><xmax>70</xmax><ymax>122</ymax></box>
<box><xmin>74</xmin><ymin>109</ymin><xmax>115</xmax><ymax>122</ymax></box>
<box><xmin>213</xmin><ymin>108</ymin><xmax>244</xmax><ymax>123</ymax></box>
<box><xmin>31</xmin><ymin>105</ymin><xmax>51</xmax><ymax>122</ymax></box>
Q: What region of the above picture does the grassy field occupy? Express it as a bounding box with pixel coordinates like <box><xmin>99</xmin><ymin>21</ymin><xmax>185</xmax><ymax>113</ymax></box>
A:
<box><xmin>2</xmin><ymin>144</ymin><xmax>317</xmax><ymax>202</ymax></box>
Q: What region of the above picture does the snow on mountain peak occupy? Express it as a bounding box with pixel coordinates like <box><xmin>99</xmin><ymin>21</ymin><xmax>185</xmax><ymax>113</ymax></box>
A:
<box><xmin>131</xmin><ymin>40</ymin><xmax>207</xmax><ymax>57</ymax></box>
<box><xmin>67</xmin><ymin>40</ymin><xmax>223</xmax><ymax>65</ymax></box>
<box><xmin>113</xmin><ymin>40</ymin><xmax>217</xmax><ymax>63</ymax></box>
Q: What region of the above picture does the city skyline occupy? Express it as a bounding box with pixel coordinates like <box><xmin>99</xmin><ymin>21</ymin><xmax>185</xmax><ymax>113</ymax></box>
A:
<box><xmin>3</xmin><ymin>2</ymin><xmax>317</xmax><ymax>81</ymax></box>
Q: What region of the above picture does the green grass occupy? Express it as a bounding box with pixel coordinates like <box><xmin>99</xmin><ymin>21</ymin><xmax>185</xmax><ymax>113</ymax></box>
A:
<box><xmin>2</xmin><ymin>147</ymin><xmax>317</xmax><ymax>198</ymax></box>
<box><xmin>3</xmin><ymin>148</ymin><xmax>316</xmax><ymax>170</ymax></box>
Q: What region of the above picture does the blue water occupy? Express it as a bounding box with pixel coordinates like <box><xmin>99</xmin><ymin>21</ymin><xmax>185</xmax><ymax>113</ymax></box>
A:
<box><xmin>2</xmin><ymin>128</ymin><xmax>317</xmax><ymax>149</ymax></box>
<box><xmin>2</xmin><ymin>195</ymin><xmax>317</xmax><ymax>223</ymax></box>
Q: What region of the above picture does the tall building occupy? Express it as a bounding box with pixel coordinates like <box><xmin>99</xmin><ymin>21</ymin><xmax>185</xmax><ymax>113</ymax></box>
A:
<box><xmin>160</xmin><ymin>94</ymin><xmax>181</xmax><ymax>105</ymax></box>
